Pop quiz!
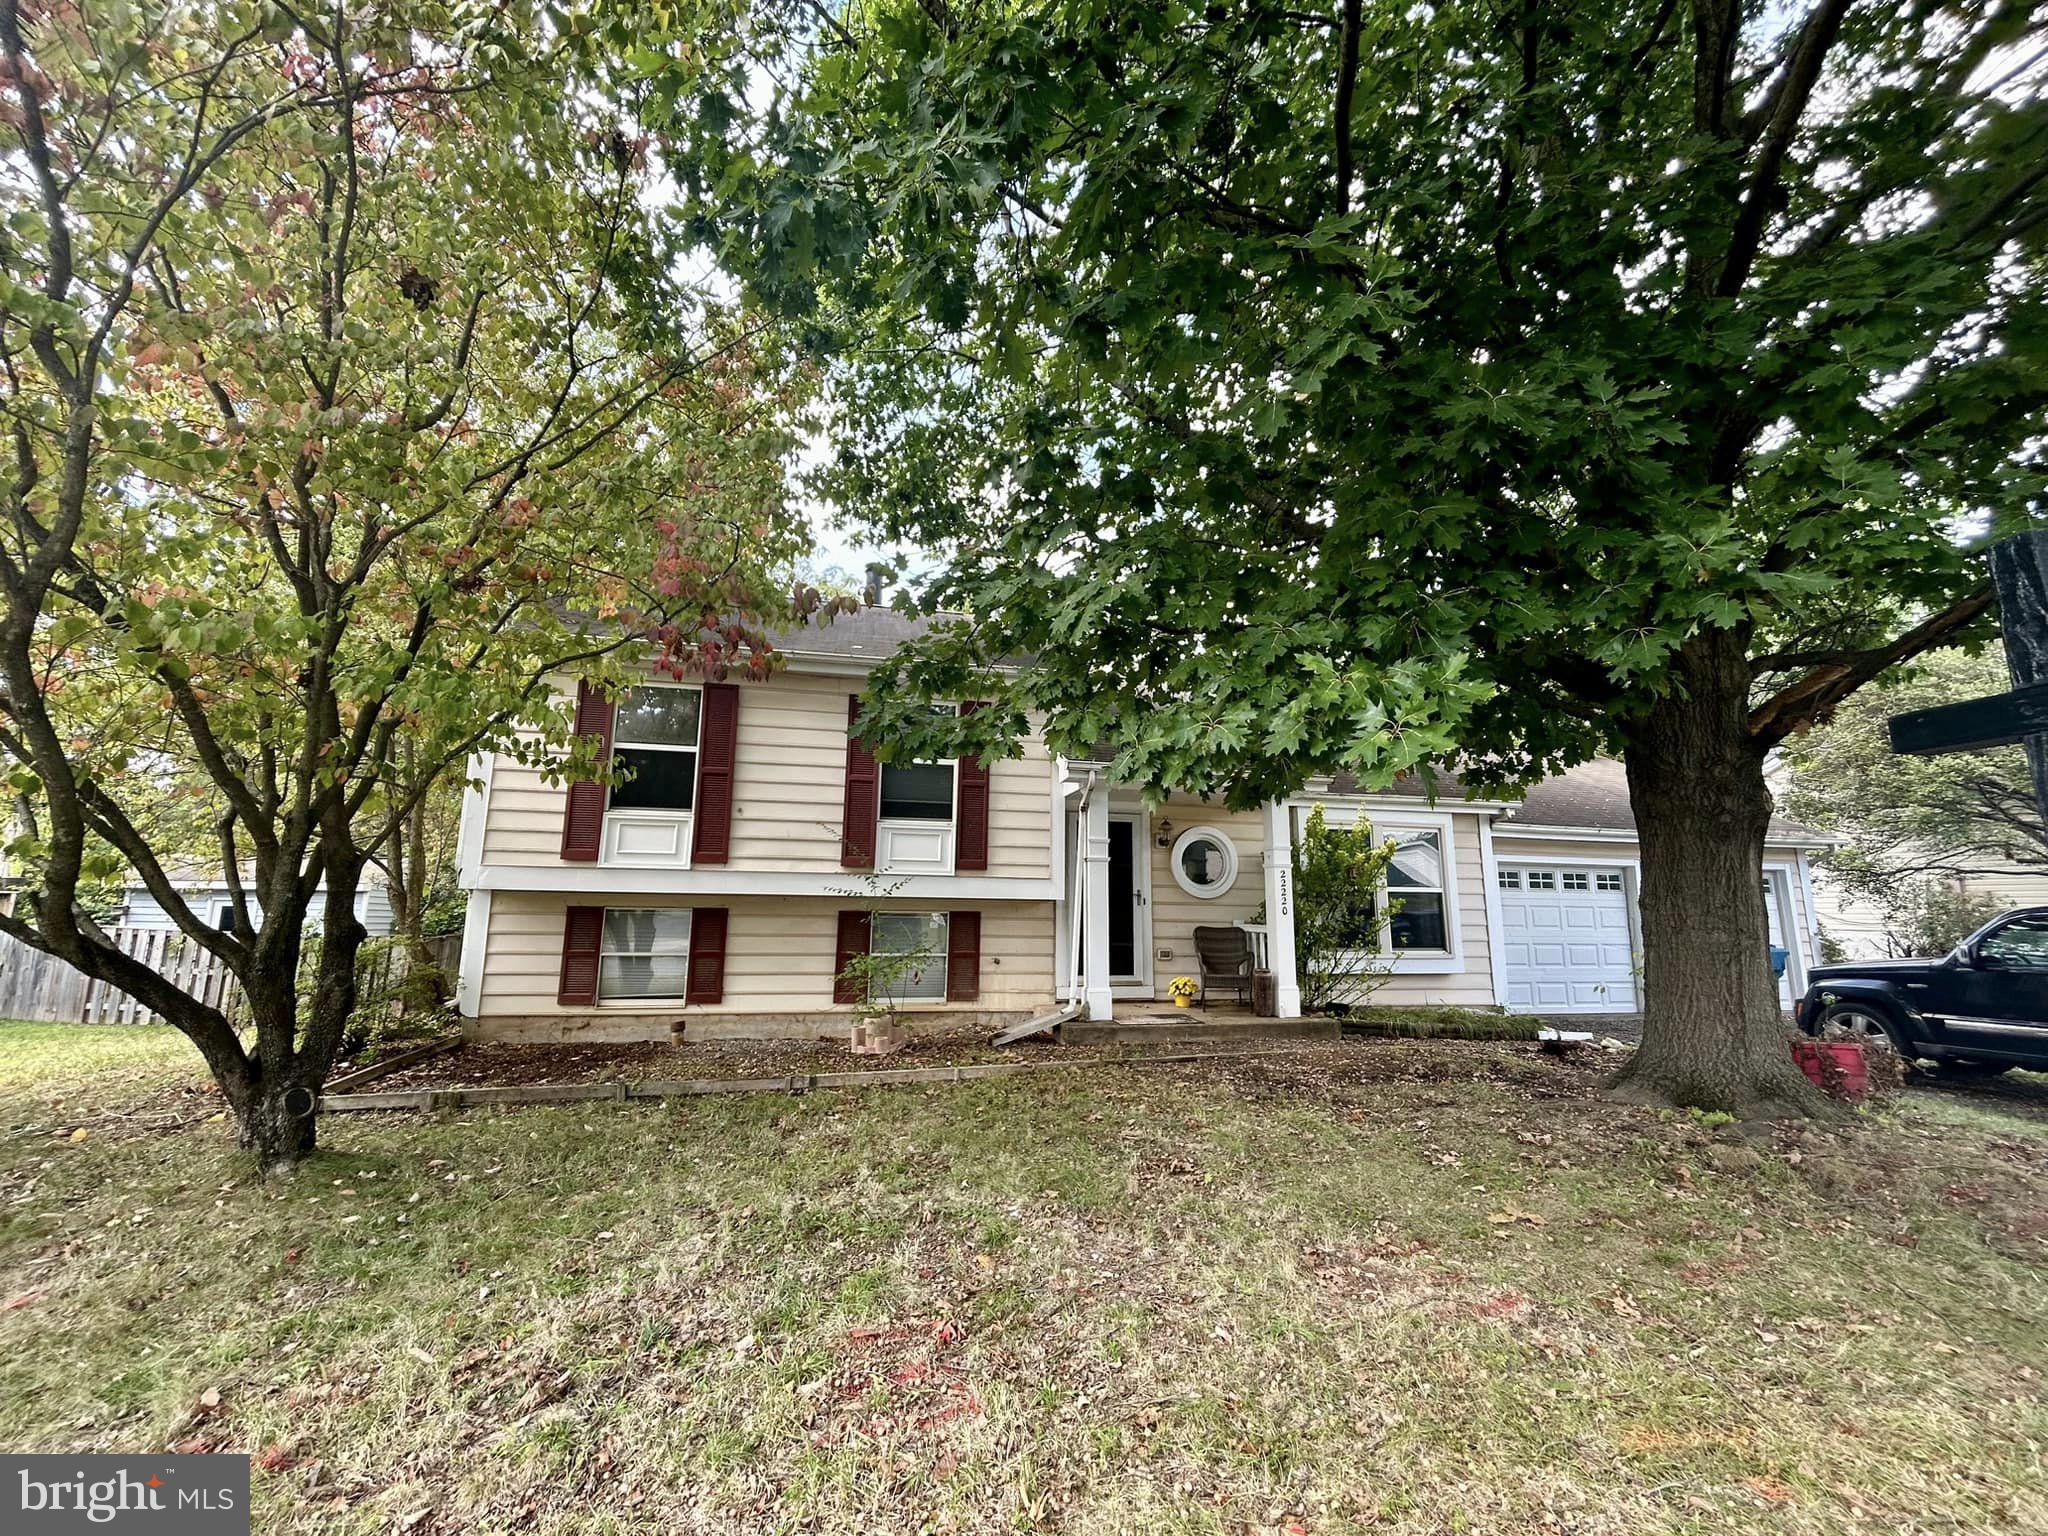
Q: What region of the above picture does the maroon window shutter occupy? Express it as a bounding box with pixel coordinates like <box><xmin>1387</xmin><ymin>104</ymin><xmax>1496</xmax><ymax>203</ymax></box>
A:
<box><xmin>946</xmin><ymin>910</ymin><xmax>981</xmax><ymax>1002</ymax></box>
<box><xmin>955</xmin><ymin>701</ymin><xmax>992</xmax><ymax>872</ymax></box>
<box><xmin>685</xmin><ymin>907</ymin><xmax>728</xmax><ymax>1004</ymax></box>
<box><xmin>558</xmin><ymin>905</ymin><xmax>604</xmax><ymax>1006</ymax></box>
<box><xmin>832</xmin><ymin>908</ymin><xmax>871</xmax><ymax>1004</ymax></box>
<box><xmin>560</xmin><ymin>681</ymin><xmax>615</xmax><ymax>862</ymax></box>
<box><xmin>691</xmin><ymin>683</ymin><xmax>740</xmax><ymax>865</ymax></box>
<box><xmin>840</xmin><ymin>695</ymin><xmax>879</xmax><ymax>868</ymax></box>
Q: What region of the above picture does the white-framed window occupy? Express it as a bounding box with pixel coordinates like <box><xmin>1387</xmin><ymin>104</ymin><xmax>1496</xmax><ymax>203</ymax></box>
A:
<box><xmin>875</xmin><ymin>705</ymin><xmax>959</xmax><ymax>876</ymax></box>
<box><xmin>1170</xmin><ymin>826</ymin><xmax>1240</xmax><ymax>899</ymax></box>
<box><xmin>880</xmin><ymin>759</ymin><xmax>956</xmax><ymax>821</ymax></box>
<box><xmin>1498</xmin><ymin>871</ymin><xmax>1520</xmax><ymax>890</ymax></box>
<box><xmin>1527</xmin><ymin>870</ymin><xmax>1556</xmax><ymax>891</ymax></box>
<box><xmin>1597</xmin><ymin>872</ymin><xmax>1624</xmax><ymax>892</ymax></box>
<box><xmin>1384</xmin><ymin>828</ymin><xmax>1448</xmax><ymax>952</ymax></box>
<box><xmin>1291</xmin><ymin>803</ymin><xmax>1463</xmax><ymax>970</ymax></box>
<box><xmin>1562</xmin><ymin>871</ymin><xmax>1589</xmax><ymax>891</ymax></box>
<box><xmin>597</xmin><ymin>907</ymin><xmax>692</xmax><ymax>1001</ymax></box>
<box><xmin>872</xmin><ymin>911</ymin><xmax>949</xmax><ymax>1002</ymax></box>
<box><xmin>609</xmin><ymin>685</ymin><xmax>702</xmax><ymax>811</ymax></box>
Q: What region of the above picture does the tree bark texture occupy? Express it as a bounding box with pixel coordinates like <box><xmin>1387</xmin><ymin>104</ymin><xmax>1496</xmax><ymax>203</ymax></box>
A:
<box><xmin>1610</xmin><ymin>631</ymin><xmax>1833</xmax><ymax>1118</ymax></box>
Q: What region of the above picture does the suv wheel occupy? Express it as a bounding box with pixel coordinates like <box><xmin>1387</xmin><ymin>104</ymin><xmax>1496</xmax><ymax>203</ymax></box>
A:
<box><xmin>1818</xmin><ymin>1002</ymin><xmax>1904</xmax><ymax>1055</ymax></box>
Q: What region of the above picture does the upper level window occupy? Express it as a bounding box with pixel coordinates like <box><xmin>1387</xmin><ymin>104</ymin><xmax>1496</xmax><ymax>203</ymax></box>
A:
<box><xmin>610</xmin><ymin>686</ymin><xmax>700</xmax><ymax>812</ymax></box>
<box><xmin>1386</xmin><ymin>829</ymin><xmax>1448</xmax><ymax>952</ymax></box>
<box><xmin>880</xmin><ymin>760</ymin><xmax>955</xmax><ymax>821</ymax></box>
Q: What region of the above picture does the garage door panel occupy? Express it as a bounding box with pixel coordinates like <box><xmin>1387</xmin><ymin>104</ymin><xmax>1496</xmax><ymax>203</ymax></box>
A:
<box><xmin>1501</xmin><ymin>864</ymin><xmax>1637</xmax><ymax>1015</ymax></box>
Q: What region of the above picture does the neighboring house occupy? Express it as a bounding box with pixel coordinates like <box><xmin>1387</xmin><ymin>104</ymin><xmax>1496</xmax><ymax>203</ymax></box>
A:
<box><xmin>121</xmin><ymin>874</ymin><xmax>397</xmax><ymax>937</ymax></box>
<box><xmin>1760</xmin><ymin>757</ymin><xmax>2048</xmax><ymax>958</ymax></box>
<box><xmin>452</xmin><ymin>608</ymin><xmax>1834</xmax><ymax>1040</ymax></box>
<box><xmin>1803</xmin><ymin>855</ymin><xmax>2048</xmax><ymax>958</ymax></box>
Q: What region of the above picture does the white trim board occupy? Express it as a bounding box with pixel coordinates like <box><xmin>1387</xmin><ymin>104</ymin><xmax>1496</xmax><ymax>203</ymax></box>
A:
<box><xmin>1497</xmin><ymin>822</ymin><xmax>1837</xmax><ymax>851</ymax></box>
<box><xmin>1477</xmin><ymin>816</ymin><xmax>1510</xmax><ymax>1009</ymax></box>
<box><xmin>468</xmin><ymin>865</ymin><xmax>1057</xmax><ymax>901</ymax></box>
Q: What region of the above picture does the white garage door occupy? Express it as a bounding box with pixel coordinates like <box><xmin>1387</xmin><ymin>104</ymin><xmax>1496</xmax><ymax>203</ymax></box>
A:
<box><xmin>1500</xmin><ymin>866</ymin><xmax>1637</xmax><ymax>1013</ymax></box>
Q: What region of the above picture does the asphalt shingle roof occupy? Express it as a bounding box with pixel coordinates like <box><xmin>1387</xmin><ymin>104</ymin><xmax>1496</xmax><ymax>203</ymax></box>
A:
<box><xmin>764</xmin><ymin>606</ymin><xmax>953</xmax><ymax>659</ymax></box>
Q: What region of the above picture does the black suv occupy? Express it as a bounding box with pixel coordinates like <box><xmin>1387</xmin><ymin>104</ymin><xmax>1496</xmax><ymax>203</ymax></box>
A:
<box><xmin>1797</xmin><ymin>906</ymin><xmax>2048</xmax><ymax>1075</ymax></box>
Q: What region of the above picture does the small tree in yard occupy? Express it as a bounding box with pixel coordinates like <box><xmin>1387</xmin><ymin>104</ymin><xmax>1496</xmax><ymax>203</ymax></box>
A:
<box><xmin>1292</xmin><ymin>805</ymin><xmax>1398</xmax><ymax>1015</ymax></box>
<box><xmin>1879</xmin><ymin>884</ymin><xmax>2007</xmax><ymax>960</ymax></box>
<box><xmin>686</xmin><ymin>0</ymin><xmax>2048</xmax><ymax>1118</ymax></box>
<box><xmin>0</xmin><ymin>0</ymin><xmax>813</xmax><ymax>1170</ymax></box>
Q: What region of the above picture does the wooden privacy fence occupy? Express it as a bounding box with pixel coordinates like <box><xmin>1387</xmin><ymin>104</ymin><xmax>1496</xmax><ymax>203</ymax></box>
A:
<box><xmin>0</xmin><ymin>927</ymin><xmax>461</xmax><ymax>1026</ymax></box>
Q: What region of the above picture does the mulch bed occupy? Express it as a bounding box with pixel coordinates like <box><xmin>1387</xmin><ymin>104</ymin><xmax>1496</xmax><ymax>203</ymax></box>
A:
<box><xmin>368</xmin><ymin>1027</ymin><xmax>1095</xmax><ymax>1092</ymax></box>
<box><xmin>364</xmin><ymin>1028</ymin><xmax>1635</xmax><ymax>1095</ymax></box>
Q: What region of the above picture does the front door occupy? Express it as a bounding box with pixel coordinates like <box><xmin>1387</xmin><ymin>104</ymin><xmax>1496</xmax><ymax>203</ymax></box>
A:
<box><xmin>1107</xmin><ymin>816</ymin><xmax>1143</xmax><ymax>983</ymax></box>
<box><xmin>1071</xmin><ymin>813</ymin><xmax>1151</xmax><ymax>991</ymax></box>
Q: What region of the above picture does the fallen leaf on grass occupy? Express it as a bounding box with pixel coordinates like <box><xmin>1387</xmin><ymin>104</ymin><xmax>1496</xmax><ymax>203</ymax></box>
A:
<box><xmin>68</xmin><ymin>1127</ymin><xmax>89</xmax><ymax>1142</ymax></box>
<box><xmin>2</xmin><ymin>1291</ymin><xmax>43</xmax><ymax>1311</ymax></box>
<box><xmin>1744</xmin><ymin>1477</ymin><xmax>1794</xmax><ymax>1504</ymax></box>
<box><xmin>255</xmin><ymin>1443</ymin><xmax>300</xmax><ymax>1473</ymax></box>
<box><xmin>1488</xmin><ymin>1207</ymin><xmax>1546</xmax><ymax>1227</ymax></box>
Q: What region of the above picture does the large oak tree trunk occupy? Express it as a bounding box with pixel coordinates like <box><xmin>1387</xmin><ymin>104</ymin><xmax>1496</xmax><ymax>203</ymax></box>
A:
<box><xmin>1608</xmin><ymin>631</ymin><xmax>1832</xmax><ymax>1118</ymax></box>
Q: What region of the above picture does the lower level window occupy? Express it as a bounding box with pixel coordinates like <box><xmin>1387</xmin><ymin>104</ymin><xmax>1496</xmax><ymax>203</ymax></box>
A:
<box><xmin>1386</xmin><ymin>829</ymin><xmax>1448</xmax><ymax>952</ymax></box>
<box><xmin>873</xmin><ymin>911</ymin><xmax>948</xmax><ymax>1002</ymax></box>
<box><xmin>598</xmin><ymin>908</ymin><xmax>692</xmax><ymax>1000</ymax></box>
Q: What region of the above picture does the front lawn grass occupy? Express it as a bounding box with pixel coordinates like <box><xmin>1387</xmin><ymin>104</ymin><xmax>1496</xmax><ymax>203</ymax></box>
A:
<box><xmin>1</xmin><ymin>1022</ymin><xmax>2042</xmax><ymax>1535</ymax></box>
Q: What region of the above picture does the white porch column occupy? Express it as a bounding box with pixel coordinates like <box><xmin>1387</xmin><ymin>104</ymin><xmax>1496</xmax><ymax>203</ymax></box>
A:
<box><xmin>1082</xmin><ymin>788</ymin><xmax>1116</xmax><ymax>1021</ymax></box>
<box><xmin>1262</xmin><ymin>801</ymin><xmax>1302</xmax><ymax>1018</ymax></box>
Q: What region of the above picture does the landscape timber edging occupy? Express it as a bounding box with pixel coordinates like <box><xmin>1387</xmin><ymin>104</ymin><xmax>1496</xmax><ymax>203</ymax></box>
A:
<box><xmin>324</xmin><ymin>1036</ymin><xmax>465</xmax><ymax>1093</ymax></box>
<box><xmin>317</xmin><ymin>1049</ymin><xmax>1277</xmax><ymax>1113</ymax></box>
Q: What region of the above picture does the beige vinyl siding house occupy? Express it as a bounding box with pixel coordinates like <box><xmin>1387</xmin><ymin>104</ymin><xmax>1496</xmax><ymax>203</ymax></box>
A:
<box><xmin>453</xmin><ymin>609</ymin><xmax>1834</xmax><ymax>1039</ymax></box>
<box><xmin>473</xmin><ymin>892</ymin><xmax>1057</xmax><ymax>1042</ymax></box>
<box><xmin>1804</xmin><ymin>853</ymin><xmax>2048</xmax><ymax>958</ymax></box>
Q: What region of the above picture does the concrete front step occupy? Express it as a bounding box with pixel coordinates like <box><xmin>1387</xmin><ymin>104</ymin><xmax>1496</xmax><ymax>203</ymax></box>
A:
<box><xmin>1063</xmin><ymin>1015</ymin><xmax>1338</xmax><ymax>1047</ymax></box>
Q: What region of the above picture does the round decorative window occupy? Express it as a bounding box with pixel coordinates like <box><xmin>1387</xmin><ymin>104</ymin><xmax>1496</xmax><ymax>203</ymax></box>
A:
<box><xmin>1170</xmin><ymin>826</ymin><xmax>1239</xmax><ymax>899</ymax></box>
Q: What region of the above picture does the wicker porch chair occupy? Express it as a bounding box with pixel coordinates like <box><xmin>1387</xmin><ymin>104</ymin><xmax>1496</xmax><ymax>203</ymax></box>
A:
<box><xmin>1192</xmin><ymin>925</ymin><xmax>1254</xmax><ymax>1008</ymax></box>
